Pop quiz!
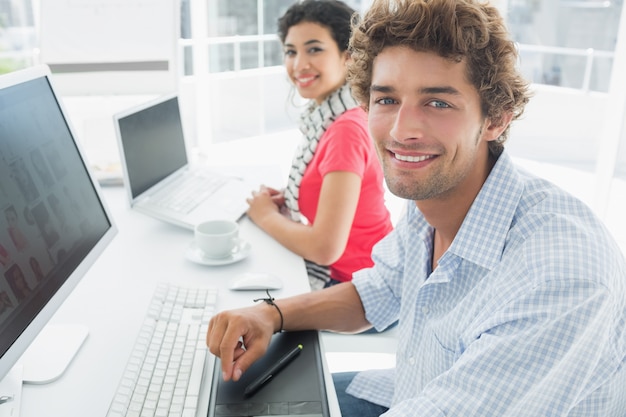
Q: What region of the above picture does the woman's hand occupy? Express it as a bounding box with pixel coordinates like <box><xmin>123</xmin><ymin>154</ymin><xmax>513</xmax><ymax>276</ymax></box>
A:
<box><xmin>246</xmin><ymin>186</ymin><xmax>285</xmax><ymax>225</ymax></box>
<box><xmin>261</xmin><ymin>185</ymin><xmax>286</xmax><ymax>207</ymax></box>
<box><xmin>244</xmin><ymin>173</ymin><xmax>362</xmax><ymax>265</ymax></box>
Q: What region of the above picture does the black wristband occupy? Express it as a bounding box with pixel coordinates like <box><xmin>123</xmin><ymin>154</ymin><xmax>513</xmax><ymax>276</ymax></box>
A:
<box><xmin>254</xmin><ymin>289</ymin><xmax>283</xmax><ymax>333</ymax></box>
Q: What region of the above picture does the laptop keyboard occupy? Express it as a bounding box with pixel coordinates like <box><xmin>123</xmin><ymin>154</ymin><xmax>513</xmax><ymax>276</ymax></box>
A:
<box><xmin>152</xmin><ymin>174</ymin><xmax>228</xmax><ymax>214</ymax></box>
<box><xmin>105</xmin><ymin>283</ymin><xmax>217</xmax><ymax>417</ymax></box>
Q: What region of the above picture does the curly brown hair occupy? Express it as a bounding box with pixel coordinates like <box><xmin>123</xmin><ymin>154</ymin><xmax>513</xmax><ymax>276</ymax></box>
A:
<box><xmin>348</xmin><ymin>0</ymin><xmax>531</xmax><ymax>153</ymax></box>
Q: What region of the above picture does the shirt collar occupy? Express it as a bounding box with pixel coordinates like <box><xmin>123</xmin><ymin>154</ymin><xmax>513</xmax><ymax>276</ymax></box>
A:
<box><xmin>446</xmin><ymin>151</ymin><xmax>524</xmax><ymax>270</ymax></box>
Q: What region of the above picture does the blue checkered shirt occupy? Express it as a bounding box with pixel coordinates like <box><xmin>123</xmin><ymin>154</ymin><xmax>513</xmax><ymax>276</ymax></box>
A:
<box><xmin>350</xmin><ymin>151</ymin><xmax>626</xmax><ymax>416</ymax></box>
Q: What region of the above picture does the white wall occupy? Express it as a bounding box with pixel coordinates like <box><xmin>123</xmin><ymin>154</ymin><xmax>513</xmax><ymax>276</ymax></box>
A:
<box><xmin>507</xmin><ymin>85</ymin><xmax>609</xmax><ymax>172</ymax></box>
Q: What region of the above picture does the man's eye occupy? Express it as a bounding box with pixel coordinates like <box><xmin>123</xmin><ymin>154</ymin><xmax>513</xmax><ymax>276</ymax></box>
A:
<box><xmin>375</xmin><ymin>97</ymin><xmax>396</xmax><ymax>105</ymax></box>
<box><xmin>428</xmin><ymin>100</ymin><xmax>450</xmax><ymax>108</ymax></box>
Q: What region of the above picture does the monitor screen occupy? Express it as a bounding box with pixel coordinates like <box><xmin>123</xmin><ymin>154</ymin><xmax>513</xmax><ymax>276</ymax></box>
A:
<box><xmin>0</xmin><ymin>65</ymin><xmax>117</xmax><ymax>381</ymax></box>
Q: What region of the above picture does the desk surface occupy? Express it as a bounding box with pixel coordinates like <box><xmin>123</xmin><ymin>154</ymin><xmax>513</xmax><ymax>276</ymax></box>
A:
<box><xmin>17</xmin><ymin>171</ymin><xmax>339</xmax><ymax>416</ymax></box>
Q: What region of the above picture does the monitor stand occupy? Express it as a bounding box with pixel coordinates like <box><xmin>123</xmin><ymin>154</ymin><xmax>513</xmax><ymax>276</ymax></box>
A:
<box><xmin>20</xmin><ymin>324</ymin><xmax>89</xmax><ymax>385</ymax></box>
<box><xmin>0</xmin><ymin>324</ymin><xmax>88</xmax><ymax>417</ymax></box>
<box><xmin>0</xmin><ymin>364</ymin><xmax>22</xmax><ymax>417</ymax></box>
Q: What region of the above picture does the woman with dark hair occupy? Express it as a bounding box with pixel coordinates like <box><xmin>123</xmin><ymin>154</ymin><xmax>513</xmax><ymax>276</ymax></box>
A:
<box><xmin>246</xmin><ymin>0</ymin><xmax>393</xmax><ymax>290</ymax></box>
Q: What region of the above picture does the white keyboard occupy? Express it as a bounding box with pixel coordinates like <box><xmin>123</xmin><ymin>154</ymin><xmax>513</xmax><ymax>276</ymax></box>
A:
<box><xmin>106</xmin><ymin>283</ymin><xmax>218</xmax><ymax>417</ymax></box>
<box><xmin>152</xmin><ymin>174</ymin><xmax>228</xmax><ymax>214</ymax></box>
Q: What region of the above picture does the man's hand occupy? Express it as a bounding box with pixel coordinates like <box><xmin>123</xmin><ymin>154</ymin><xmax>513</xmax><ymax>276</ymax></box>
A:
<box><xmin>207</xmin><ymin>303</ymin><xmax>278</xmax><ymax>381</ymax></box>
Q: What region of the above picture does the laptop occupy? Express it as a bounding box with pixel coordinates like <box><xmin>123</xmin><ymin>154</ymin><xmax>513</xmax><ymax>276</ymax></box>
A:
<box><xmin>113</xmin><ymin>94</ymin><xmax>250</xmax><ymax>230</ymax></box>
<box><xmin>208</xmin><ymin>330</ymin><xmax>330</xmax><ymax>417</ymax></box>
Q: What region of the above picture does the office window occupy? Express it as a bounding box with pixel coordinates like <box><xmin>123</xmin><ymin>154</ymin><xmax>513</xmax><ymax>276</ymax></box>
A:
<box><xmin>1</xmin><ymin>1</ymin><xmax>621</xmax><ymax>92</ymax></box>
<box><xmin>502</xmin><ymin>0</ymin><xmax>625</xmax><ymax>180</ymax></box>
<box><xmin>506</xmin><ymin>0</ymin><xmax>622</xmax><ymax>92</ymax></box>
<box><xmin>0</xmin><ymin>0</ymin><xmax>36</xmax><ymax>73</ymax></box>
<box><xmin>208</xmin><ymin>0</ymin><xmax>259</xmax><ymax>36</ymax></box>
<box><xmin>209</xmin><ymin>44</ymin><xmax>235</xmax><ymax>73</ymax></box>
<box><xmin>263</xmin><ymin>0</ymin><xmax>294</xmax><ymax>34</ymax></box>
<box><xmin>264</xmin><ymin>39</ymin><xmax>283</xmax><ymax>67</ymax></box>
<box><xmin>181</xmin><ymin>0</ymin><xmax>368</xmax><ymax>76</ymax></box>
<box><xmin>178</xmin><ymin>0</ymin><xmax>371</xmax><ymax>145</ymax></box>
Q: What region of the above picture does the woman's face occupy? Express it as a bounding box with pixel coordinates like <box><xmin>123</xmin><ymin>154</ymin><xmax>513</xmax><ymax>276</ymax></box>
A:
<box><xmin>283</xmin><ymin>21</ymin><xmax>349</xmax><ymax>104</ymax></box>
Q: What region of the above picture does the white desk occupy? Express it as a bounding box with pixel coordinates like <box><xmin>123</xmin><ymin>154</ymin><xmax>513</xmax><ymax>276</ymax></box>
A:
<box><xmin>17</xmin><ymin>181</ymin><xmax>340</xmax><ymax>416</ymax></box>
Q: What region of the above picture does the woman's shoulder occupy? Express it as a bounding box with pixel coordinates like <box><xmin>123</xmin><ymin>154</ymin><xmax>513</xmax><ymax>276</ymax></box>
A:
<box><xmin>334</xmin><ymin>106</ymin><xmax>367</xmax><ymax>123</ymax></box>
<box><xmin>327</xmin><ymin>107</ymin><xmax>368</xmax><ymax>135</ymax></box>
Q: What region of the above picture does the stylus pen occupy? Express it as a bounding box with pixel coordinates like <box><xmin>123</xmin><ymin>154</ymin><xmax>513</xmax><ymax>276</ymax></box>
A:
<box><xmin>243</xmin><ymin>344</ymin><xmax>303</xmax><ymax>397</ymax></box>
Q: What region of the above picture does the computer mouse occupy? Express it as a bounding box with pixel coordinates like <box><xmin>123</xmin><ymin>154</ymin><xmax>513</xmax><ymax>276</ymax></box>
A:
<box><xmin>229</xmin><ymin>272</ymin><xmax>284</xmax><ymax>291</ymax></box>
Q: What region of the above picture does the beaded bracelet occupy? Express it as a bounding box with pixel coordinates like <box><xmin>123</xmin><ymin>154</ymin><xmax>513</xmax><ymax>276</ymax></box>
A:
<box><xmin>254</xmin><ymin>289</ymin><xmax>283</xmax><ymax>333</ymax></box>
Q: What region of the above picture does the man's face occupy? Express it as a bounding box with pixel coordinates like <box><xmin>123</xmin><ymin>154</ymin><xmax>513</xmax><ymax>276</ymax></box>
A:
<box><xmin>368</xmin><ymin>46</ymin><xmax>499</xmax><ymax>202</ymax></box>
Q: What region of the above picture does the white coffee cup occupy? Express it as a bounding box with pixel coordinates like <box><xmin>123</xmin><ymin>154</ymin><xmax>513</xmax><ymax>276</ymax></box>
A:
<box><xmin>194</xmin><ymin>220</ymin><xmax>239</xmax><ymax>259</ymax></box>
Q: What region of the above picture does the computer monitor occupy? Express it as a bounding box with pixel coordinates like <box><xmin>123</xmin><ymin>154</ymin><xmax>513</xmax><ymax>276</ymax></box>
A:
<box><xmin>0</xmin><ymin>65</ymin><xmax>117</xmax><ymax>386</ymax></box>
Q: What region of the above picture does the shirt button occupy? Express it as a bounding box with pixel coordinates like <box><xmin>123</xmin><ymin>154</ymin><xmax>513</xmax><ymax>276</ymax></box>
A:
<box><xmin>421</xmin><ymin>306</ymin><xmax>430</xmax><ymax>315</ymax></box>
<box><xmin>409</xmin><ymin>357</ymin><xmax>416</xmax><ymax>365</ymax></box>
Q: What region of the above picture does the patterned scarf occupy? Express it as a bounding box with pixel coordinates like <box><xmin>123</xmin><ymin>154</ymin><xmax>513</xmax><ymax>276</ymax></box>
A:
<box><xmin>283</xmin><ymin>84</ymin><xmax>359</xmax><ymax>221</ymax></box>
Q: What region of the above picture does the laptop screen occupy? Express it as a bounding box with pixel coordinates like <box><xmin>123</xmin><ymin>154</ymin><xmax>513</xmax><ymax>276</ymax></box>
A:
<box><xmin>115</xmin><ymin>95</ymin><xmax>188</xmax><ymax>199</ymax></box>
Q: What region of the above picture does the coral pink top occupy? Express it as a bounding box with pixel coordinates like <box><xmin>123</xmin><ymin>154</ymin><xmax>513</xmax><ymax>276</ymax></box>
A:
<box><xmin>298</xmin><ymin>107</ymin><xmax>393</xmax><ymax>281</ymax></box>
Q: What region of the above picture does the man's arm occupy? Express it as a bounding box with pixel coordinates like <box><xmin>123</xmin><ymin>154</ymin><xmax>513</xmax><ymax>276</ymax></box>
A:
<box><xmin>207</xmin><ymin>282</ymin><xmax>369</xmax><ymax>382</ymax></box>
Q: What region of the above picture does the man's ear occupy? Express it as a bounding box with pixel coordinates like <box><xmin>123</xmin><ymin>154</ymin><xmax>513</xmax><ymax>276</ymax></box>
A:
<box><xmin>483</xmin><ymin>112</ymin><xmax>514</xmax><ymax>142</ymax></box>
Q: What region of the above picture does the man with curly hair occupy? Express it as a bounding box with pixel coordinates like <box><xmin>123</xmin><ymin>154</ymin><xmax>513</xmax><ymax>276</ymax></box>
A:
<box><xmin>207</xmin><ymin>1</ymin><xmax>626</xmax><ymax>416</ymax></box>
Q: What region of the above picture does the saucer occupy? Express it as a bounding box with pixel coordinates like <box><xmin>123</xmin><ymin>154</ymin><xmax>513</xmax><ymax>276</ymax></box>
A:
<box><xmin>185</xmin><ymin>240</ymin><xmax>251</xmax><ymax>266</ymax></box>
